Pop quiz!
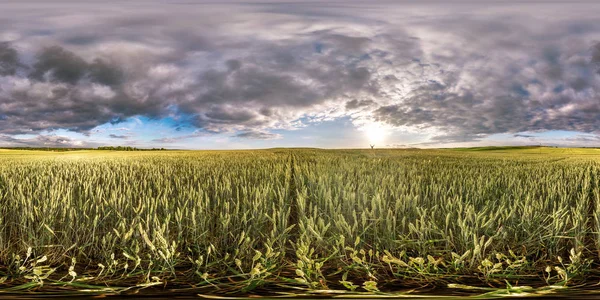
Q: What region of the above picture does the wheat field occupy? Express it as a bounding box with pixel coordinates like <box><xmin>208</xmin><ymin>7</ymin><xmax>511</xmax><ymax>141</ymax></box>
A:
<box><xmin>1</xmin><ymin>147</ymin><xmax>599</xmax><ymax>296</ymax></box>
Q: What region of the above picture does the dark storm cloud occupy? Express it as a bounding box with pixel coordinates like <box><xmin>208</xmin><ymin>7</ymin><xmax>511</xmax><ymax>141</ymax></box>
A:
<box><xmin>28</xmin><ymin>46</ymin><xmax>125</xmax><ymax>86</ymax></box>
<box><xmin>30</xmin><ymin>46</ymin><xmax>88</xmax><ymax>84</ymax></box>
<box><xmin>0</xmin><ymin>44</ymin><xmax>169</xmax><ymax>134</ymax></box>
<box><xmin>89</xmin><ymin>59</ymin><xmax>125</xmax><ymax>87</ymax></box>
<box><xmin>0</xmin><ymin>43</ymin><xmax>19</xmax><ymax>76</ymax></box>
<box><xmin>593</xmin><ymin>42</ymin><xmax>600</xmax><ymax>73</ymax></box>
<box><xmin>1</xmin><ymin>1</ymin><xmax>600</xmax><ymax>146</ymax></box>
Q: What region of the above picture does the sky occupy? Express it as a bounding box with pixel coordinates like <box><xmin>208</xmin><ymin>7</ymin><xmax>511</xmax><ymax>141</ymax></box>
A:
<box><xmin>1</xmin><ymin>1</ymin><xmax>600</xmax><ymax>149</ymax></box>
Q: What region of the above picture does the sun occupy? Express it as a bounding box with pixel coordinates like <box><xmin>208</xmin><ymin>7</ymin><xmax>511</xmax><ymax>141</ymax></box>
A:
<box><xmin>361</xmin><ymin>122</ymin><xmax>388</xmax><ymax>145</ymax></box>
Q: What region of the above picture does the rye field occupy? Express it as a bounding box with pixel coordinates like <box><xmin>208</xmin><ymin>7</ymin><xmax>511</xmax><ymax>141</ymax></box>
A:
<box><xmin>1</xmin><ymin>147</ymin><xmax>600</xmax><ymax>297</ymax></box>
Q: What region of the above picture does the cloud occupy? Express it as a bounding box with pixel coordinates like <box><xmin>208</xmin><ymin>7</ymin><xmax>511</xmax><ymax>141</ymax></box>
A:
<box><xmin>0</xmin><ymin>27</ymin><xmax>382</xmax><ymax>136</ymax></box>
<box><xmin>0</xmin><ymin>134</ymin><xmax>94</xmax><ymax>148</ymax></box>
<box><xmin>345</xmin><ymin>99</ymin><xmax>376</xmax><ymax>110</ymax></box>
<box><xmin>30</xmin><ymin>46</ymin><xmax>88</xmax><ymax>84</ymax></box>
<box><xmin>151</xmin><ymin>137</ymin><xmax>179</xmax><ymax>144</ymax></box>
<box><xmin>233</xmin><ymin>130</ymin><xmax>282</xmax><ymax>140</ymax></box>
<box><xmin>514</xmin><ymin>133</ymin><xmax>536</xmax><ymax>138</ymax></box>
<box><xmin>1</xmin><ymin>1</ymin><xmax>600</xmax><ymax>145</ymax></box>
<box><xmin>564</xmin><ymin>134</ymin><xmax>600</xmax><ymax>143</ymax></box>
<box><xmin>109</xmin><ymin>134</ymin><xmax>128</xmax><ymax>139</ymax></box>
<box><xmin>151</xmin><ymin>131</ymin><xmax>208</xmax><ymax>143</ymax></box>
<box><xmin>372</xmin><ymin>34</ymin><xmax>600</xmax><ymax>141</ymax></box>
<box><xmin>0</xmin><ymin>44</ymin><xmax>165</xmax><ymax>134</ymax></box>
<box><xmin>0</xmin><ymin>42</ymin><xmax>19</xmax><ymax>76</ymax></box>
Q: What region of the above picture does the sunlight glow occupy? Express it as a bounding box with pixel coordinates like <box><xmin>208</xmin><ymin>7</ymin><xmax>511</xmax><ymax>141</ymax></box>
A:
<box><xmin>361</xmin><ymin>122</ymin><xmax>389</xmax><ymax>146</ymax></box>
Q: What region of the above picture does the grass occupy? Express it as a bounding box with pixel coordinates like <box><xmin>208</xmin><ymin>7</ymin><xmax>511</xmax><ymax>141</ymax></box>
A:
<box><xmin>1</xmin><ymin>147</ymin><xmax>600</xmax><ymax>297</ymax></box>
